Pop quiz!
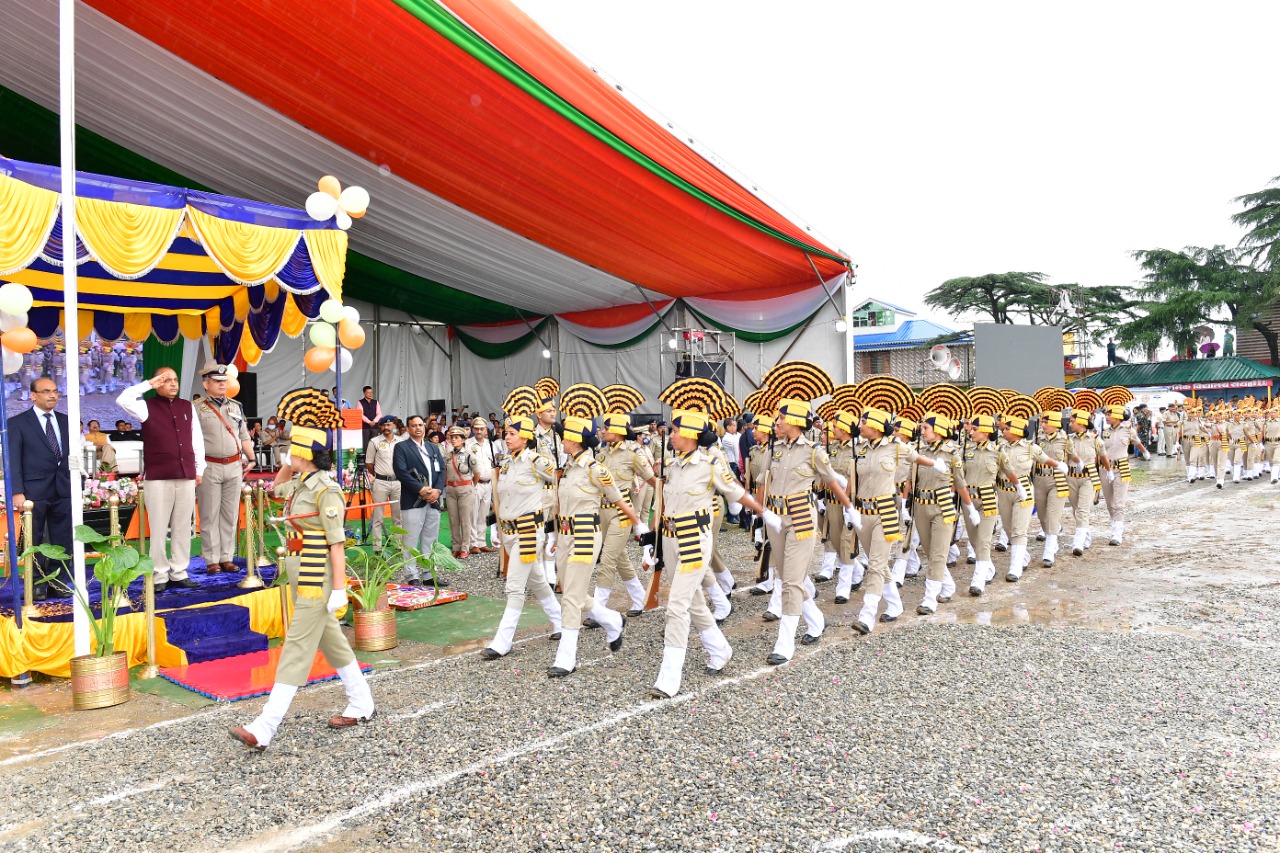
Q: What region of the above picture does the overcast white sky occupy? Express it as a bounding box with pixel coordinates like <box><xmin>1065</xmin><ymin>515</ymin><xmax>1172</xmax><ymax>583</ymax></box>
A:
<box><xmin>513</xmin><ymin>0</ymin><xmax>1280</xmax><ymax>331</ymax></box>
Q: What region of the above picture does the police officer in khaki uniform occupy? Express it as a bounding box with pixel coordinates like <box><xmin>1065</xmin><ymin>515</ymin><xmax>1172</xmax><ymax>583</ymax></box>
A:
<box><xmin>195</xmin><ymin>363</ymin><xmax>255</xmax><ymax>574</ymax></box>
<box><xmin>1064</xmin><ymin>410</ymin><xmax>1108</xmax><ymax>557</ymax></box>
<box><xmin>444</xmin><ymin>426</ymin><xmax>478</xmax><ymax>558</ymax></box>
<box><xmin>1032</xmin><ymin>411</ymin><xmax>1070</xmax><ymax>567</ymax></box>
<box><xmin>1100</xmin><ymin>404</ymin><xmax>1149</xmax><ymax>545</ymax></box>
<box><xmin>532</xmin><ymin>396</ymin><xmax>561</xmax><ymax>584</ymax></box>
<box><xmin>594</xmin><ymin>413</ymin><xmax>657</xmax><ymax>617</ymax></box>
<box><xmin>650</xmin><ymin>411</ymin><xmax>770</xmax><ymax>698</ymax></box>
<box><xmin>911</xmin><ymin>413</ymin><xmax>981</xmax><ymax>614</ymax></box>
<box><xmin>1160</xmin><ymin>405</ymin><xmax>1182</xmax><ymax>458</ymax></box>
<box><xmin>364</xmin><ymin>415</ymin><xmax>402</xmax><ymax>547</ymax></box>
<box><xmin>548</xmin><ymin>416</ymin><xmax>648</xmax><ymax>677</ymax></box>
<box><xmin>230</xmin><ymin>415</ymin><xmax>373</xmax><ymax>750</ymax></box>
<box><xmin>963</xmin><ymin>415</ymin><xmax>1002</xmax><ymax>595</ymax></box>
<box><xmin>826</xmin><ymin>411</ymin><xmax>864</xmax><ymax>604</ymax></box>
<box><xmin>998</xmin><ymin>415</ymin><xmax>1066</xmax><ymax>581</ymax></box>
<box><xmin>757</xmin><ymin>399</ymin><xmax>855</xmax><ymax>663</ymax></box>
<box><xmin>1265</xmin><ymin>407</ymin><xmax>1280</xmax><ymax>483</ymax></box>
<box><xmin>850</xmin><ymin>407</ymin><xmax>903</xmax><ymax>633</ymax></box>
<box><xmin>480</xmin><ymin>415</ymin><xmax>563</xmax><ymax>659</ymax></box>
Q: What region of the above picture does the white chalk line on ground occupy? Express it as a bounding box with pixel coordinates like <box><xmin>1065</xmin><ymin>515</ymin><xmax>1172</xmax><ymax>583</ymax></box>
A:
<box><xmin>386</xmin><ymin>700</ymin><xmax>455</xmax><ymax>723</ymax></box>
<box><xmin>816</xmin><ymin>828</ymin><xmax>972</xmax><ymax>851</ymax></box>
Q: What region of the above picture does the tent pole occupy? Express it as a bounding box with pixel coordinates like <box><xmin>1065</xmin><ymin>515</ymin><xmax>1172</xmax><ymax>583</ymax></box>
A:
<box><xmin>60</xmin><ymin>0</ymin><xmax>90</xmax><ymax>656</ymax></box>
<box><xmin>803</xmin><ymin>254</ymin><xmax>846</xmax><ymax>320</ymax></box>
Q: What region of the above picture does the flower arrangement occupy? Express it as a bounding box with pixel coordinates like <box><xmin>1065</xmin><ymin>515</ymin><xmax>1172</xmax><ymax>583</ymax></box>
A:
<box><xmin>82</xmin><ymin>476</ymin><xmax>140</xmax><ymax>510</ymax></box>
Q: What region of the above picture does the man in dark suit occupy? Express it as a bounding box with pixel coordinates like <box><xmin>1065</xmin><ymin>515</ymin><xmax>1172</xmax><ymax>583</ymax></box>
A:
<box><xmin>8</xmin><ymin>376</ymin><xmax>72</xmax><ymax>599</ymax></box>
<box><xmin>392</xmin><ymin>414</ymin><xmax>445</xmax><ymax>585</ymax></box>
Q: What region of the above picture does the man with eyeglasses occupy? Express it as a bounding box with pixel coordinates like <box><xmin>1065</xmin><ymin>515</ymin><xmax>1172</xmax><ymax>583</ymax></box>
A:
<box><xmin>7</xmin><ymin>376</ymin><xmax>72</xmax><ymax>599</ymax></box>
<box><xmin>117</xmin><ymin>367</ymin><xmax>206</xmax><ymax>591</ymax></box>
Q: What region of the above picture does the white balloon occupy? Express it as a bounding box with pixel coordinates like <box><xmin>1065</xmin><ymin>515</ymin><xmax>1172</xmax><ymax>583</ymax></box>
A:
<box><xmin>2</xmin><ymin>346</ymin><xmax>22</xmax><ymax>376</ymax></box>
<box><xmin>305</xmin><ymin>191</ymin><xmax>339</xmax><ymax>222</ymax></box>
<box><xmin>0</xmin><ymin>311</ymin><xmax>27</xmax><ymax>332</ymax></box>
<box><xmin>339</xmin><ymin>185</ymin><xmax>370</xmax><ymax>215</ymax></box>
<box><xmin>335</xmin><ymin>209</ymin><xmax>352</xmax><ymax>231</ymax></box>
<box><xmin>309</xmin><ymin>323</ymin><xmax>337</xmax><ymax>348</ymax></box>
<box><xmin>0</xmin><ymin>283</ymin><xmax>33</xmax><ymax>315</ymax></box>
<box><xmin>318</xmin><ymin>299</ymin><xmax>345</xmax><ymax>324</ymax></box>
<box><xmin>341</xmin><ymin>305</ymin><xmax>360</xmax><ymax>325</ymax></box>
<box><xmin>329</xmin><ymin>347</ymin><xmax>353</xmax><ymax>373</ymax></box>
<box><xmin>225</xmin><ymin>364</ymin><xmax>239</xmax><ymax>379</ymax></box>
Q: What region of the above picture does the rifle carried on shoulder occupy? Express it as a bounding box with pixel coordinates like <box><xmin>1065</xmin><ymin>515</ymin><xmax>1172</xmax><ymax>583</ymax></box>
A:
<box><xmin>642</xmin><ymin>439</ymin><xmax>667</xmax><ymax>611</ymax></box>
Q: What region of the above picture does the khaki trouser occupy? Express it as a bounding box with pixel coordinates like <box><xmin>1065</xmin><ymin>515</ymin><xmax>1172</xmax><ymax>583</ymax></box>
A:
<box><xmin>763</xmin><ymin>504</ymin><xmax>819</xmax><ymax>616</ymax></box>
<box><xmin>555</xmin><ymin>527</ymin><xmax>604</xmax><ymax>630</ymax></box>
<box><xmin>1161</xmin><ymin>425</ymin><xmax>1179</xmax><ymax>455</ymax></box>
<box><xmin>853</xmin><ymin>511</ymin><xmax>891</xmax><ymax>595</ymax></box>
<box><xmin>662</xmin><ymin>530</ymin><xmax>716</xmax><ymax>649</ymax></box>
<box><xmin>146</xmin><ymin>478</ymin><xmax>196</xmax><ymax>582</ymax></box>
<box><xmin>1208</xmin><ymin>439</ymin><xmax>1223</xmax><ymax>474</ymax></box>
<box><xmin>709</xmin><ymin>496</ymin><xmax>728</xmax><ymax>575</ymax></box>
<box><xmin>1065</xmin><ymin>476</ymin><xmax>1095</xmax><ymax>529</ymax></box>
<box><xmin>446</xmin><ymin>484</ymin><xmax>476</xmax><ymax>553</ymax></box>
<box><xmin>996</xmin><ymin>488</ymin><xmax>1033</xmax><ymax>548</ymax></box>
<box><xmin>1032</xmin><ymin>473</ymin><xmax>1065</xmax><ymax>538</ymax></box>
<box><xmin>197</xmin><ymin>460</ymin><xmax>242</xmax><ymax>564</ymax></box>
<box><xmin>914</xmin><ymin>503</ymin><xmax>951</xmax><ymax>583</ymax></box>
<box><xmin>370</xmin><ymin>477</ymin><xmax>402</xmax><ymax>545</ymax></box>
<box><xmin>636</xmin><ymin>482</ymin><xmax>654</xmax><ymax>526</ymax></box>
<box><xmin>275</xmin><ymin>597</ymin><xmax>357</xmax><ymax>687</ymax></box>
<box><xmin>500</xmin><ymin>526</ymin><xmax>554</xmax><ymax>605</ymax></box>
<box><xmin>596</xmin><ymin>505</ymin><xmax>638</xmax><ymax>592</ymax></box>
<box><xmin>471</xmin><ymin>480</ymin><xmax>492</xmax><ymax>550</ymax></box>
<box><xmin>1101</xmin><ymin>473</ymin><xmax>1129</xmax><ymax>523</ymax></box>
<box><xmin>1188</xmin><ymin>442</ymin><xmax>1208</xmax><ymax>468</ymax></box>
<box><xmin>821</xmin><ymin>498</ymin><xmax>855</xmax><ymax>561</ymax></box>
<box><xmin>962</xmin><ymin>510</ymin><xmax>997</xmax><ymax>562</ymax></box>
<box><xmin>1269</xmin><ymin>441</ymin><xmax>1280</xmax><ymax>466</ymax></box>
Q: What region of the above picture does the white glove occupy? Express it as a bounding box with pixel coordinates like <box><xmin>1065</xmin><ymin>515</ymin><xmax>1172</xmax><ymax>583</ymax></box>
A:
<box><xmin>633</xmin><ymin>521</ymin><xmax>650</xmax><ymax>537</ymax></box>
<box><xmin>1173</xmin><ymin>443</ymin><xmax>1182</xmax><ymax>454</ymax></box>
<box><xmin>762</xmin><ymin>510</ymin><xmax>783</xmax><ymax>533</ymax></box>
<box><xmin>816</xmin><ymin>498</ymin><xmax>827</xmax><ymax>516</ymax></box>
<box><xmin>900</xmin><ymin>506</ymin><xmax>912</xmax><ymax>525</ymax></box>
<box><xmin>641</xmin><ymin>544</ymin><xmax>655</xmax><ymax>568</ymax></box>
<box><xmin>932</xmin><ymin>458</ymin><xmax>948</xmax><ymax>473</ymax></box>
<box><xmin>752</xmin><ymin>525</ymin><xmax>764</xmax><ymax>545</ymax></box>
<box><xmin>1051</xmin><ymin>459</ymin><xmax>1068</xmax><ymax>473</ymax></box>
<box><xmin>1106</xmin><ymin>469</ymin><xmax>1116</xmax><ymax>483</ymax></box>
<box><xmin>833</xmin><ymin>473</ymin><xmax>848</xmax><ymax>491</ymax></box>
<box><xmin>546</xmin><ymin>531</ymin><xmax>557</xmax><ymax>554</ymax></box>
<box><xmin>1014</xmin><ymin>482</ymin><xmax>1028</xmax><ymax>502</ymax></box>
<box><xmin>326</xmin><ymin>589</ymin><xmax>348</xmax><ymax>614</ymax></box>
<box><xmin>843</xmin><ymin>505</ymin><xmax>861</xmax><ymax>531</ymax></box>
<box><xmin>966</xmin><ymin>504</ymin><xmax>981</xmax><ymax>527</ymax></box>
<box><xmin>1142</xmin><ymin>450</ymin><xmax>1151</xmax><ymax>460</ymax></box>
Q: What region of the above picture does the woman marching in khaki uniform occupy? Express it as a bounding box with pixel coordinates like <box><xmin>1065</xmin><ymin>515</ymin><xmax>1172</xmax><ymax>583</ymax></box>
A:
<box><xmin>964</xmin><ymin>415</ymin><xmax>1002</xmax><ymax>596</ymax></box>
<box><xmin>997</xmin><ymin>414</ymin><xmax>1067</xmax><ymax>582</ymax></box>
<box><xmin>480</xmin><ymin>414</ymin><xmax>564</xmax><ymax>659</ymax></box>
<box><xmin>650</xmin><ymin>410</ymin><xmax>770</xmax><ymax>698</ymax></box>
<box><xmin>849</xmin><ymin>407</ymin><xmax>901</xmax><ymax>634</ymax></box>
<box><xmin>549</xmin><ymin>411</ymin><xmax>648</xmax><ymax>677</ymax></box>
<box><xmin>910</xmin><ymin>413</ymin><xmax>981</xmax><ymax>615</ymax></box>
<box><xmin>594</xmin><ymin>411</ymin><xmax>658</xmax><ymax>617</ymax></box>
<box><xmin>231</xmin><ymin>391</ymin><xmax>374</xmax><ymax>751</ymax></box>
<box><xmin>1064</xmin><ymin>409</ymin><xmax>1108</xmax><ymax>558</ymax></box>
<box><xmin>1032</xmin><ymin>411</ymin><xmax>1070</xmax><ymax>567</ymax></box>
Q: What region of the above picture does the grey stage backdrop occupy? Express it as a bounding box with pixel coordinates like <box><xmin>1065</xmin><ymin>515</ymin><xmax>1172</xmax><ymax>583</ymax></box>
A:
<box><xmin>973</xmin><ymin>324</ymin><xmax>1065</xmax><ymax>392</ymax></box>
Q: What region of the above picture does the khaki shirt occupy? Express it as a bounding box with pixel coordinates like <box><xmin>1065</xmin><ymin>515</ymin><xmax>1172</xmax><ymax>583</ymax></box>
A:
<box><xmin>365</xmin><ymin>434</ymin><xmax>401</xmax><ymax>477</ymax></box>
<box><xmin>1265</xmin><ymin>420</ymin><xmax>1280</xmax><ymax>442</ymax></box>
<box><xmin>823</xmin><ymin>441</ymin><xmax>854</xmax><ymax>494</ymax></box>
<box><xmin>761</xmin><ymin>436</ymin><xmax>841</xmax><ymax>497</ymax></box>
<box><xmin>662</xmin><ymin>449</ymin><xmax>745</xmax><ymax>517</ymax></box>
<box><xmin>445</xmin><ymin>445</ymin><xmax>478</xmax><ymax>484</ymax></box>
<box><xmin>999</xmin><ymin>438</ymin><xmax>1052</xmax><ymax>482</ymax></box>
<box><xmin>963</xmin><ymin>439</ymin><xmax>1000</xmax><ymax>488</ymax></box>
<box><xmin>1101</xmin><ymin>424</ymin><xmax>1134</xmax><ymax>460</ymax></box>
<box><xmin>558</xmin><ymin>449</ymin><xmax>625</xmax><ymax>518</ymax></box>
<box><xmin>597</xmin><ymin>440</ymin><xmax>655</xmax><ymax>500</ymax></box>
<box><xmin>1064</xmin><ymin>431</ymin><xmax>1104</xmax><ymax>470</ymax></box>
<box><xmin>197</xmin><ymin>396</ymin><xmax>250</xmax><ymax>459</ymax></box>
<box><xmin>496</xmin><ymin>447</ymin><xmax>554</xmax><ymax>520</ymax></box>
<box><xmin>893</xmin><ymin>437</ymin><xmax>913</xmax><ymax>487</ymax></box>
<box><xmin>855</xmin><ymin>437</ymin><xmax>898</xmax><ymax>499</ymax></box>
<box><xmin>746</xmin><ymin>443</ymin><xmax>770</xmax><ymax>489</ymax></box>
<box><xmin>275</xmin><ymin>470</ymin><xmax>347</xmax><ymax>545</ymax></box>
<box><xmin>914</xmin><ymin>440</ymin><xmax>962</xmax><ymax>494</ymax></box>
<box><xmin>1035</xmin><ymin>431</ymin><xmax>1068</xmax><ymax>470</ymax></box>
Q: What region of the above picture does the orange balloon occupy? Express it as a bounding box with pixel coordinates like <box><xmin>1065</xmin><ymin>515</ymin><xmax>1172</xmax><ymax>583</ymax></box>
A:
<box><xmin>224</xmin><ymin>377</ymin><xmax>241</xmax><ymax>398</ymax></box>
<box><xmin>338</xmin><ymin>318</ymin><xmax>366</xmax><ymax>349</ymax></box>
<box><xmin>304</xmin><ymin>346</ymin><xmax>335</xmax><ymax>372</ymax></box>
<box><xmin>318</xmin><ymin>175</ymin><xmax>341</xmax><ymax>200</ymax></box>
<box><xmin>2</xmin><ymin>327</ymin><xmax>37</xmax><ymax>354</ymax></box>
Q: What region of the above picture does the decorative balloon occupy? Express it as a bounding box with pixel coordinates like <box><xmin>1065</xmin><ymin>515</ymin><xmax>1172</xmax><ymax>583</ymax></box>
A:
<box><xmin>338</xmin><ymin>319</ymin><xmax>365</xmax><ymax>349</ymax></box>
<box><xmin>329</xmin><ymin>347</ymin><xmax>354</xmax><ymax>373</ymax></box>
<box><xmin>1</xmin><ymin>346</ymin><xmax>22</xmax><ymax>376</ymax></box>
<box><xmin>0</xmin><ymin>283</ymin><xmax>34</xmax><ymax>315</ymax></box>
<box><xmin>224</xmin><ymin>377</ymin><xmax>241</xmax><ymax>398</ymax></box>
<box><xmin>318</xmin><ymin>299</ymin><xmax>345</xmax><ymax>324</ymax></box>
<box><xmin>304</xmin><ymin>176</ymin><xmax>369</xmax><ymax>231</ymax></box>
<box><xmin>304</xmin><ymin>346</ymin><xmax>335</xmax><ymax>372</ymax></box>
<box><xmin>0</xmin><ymin>311</ymin><xmax>27</xmax><ymax>332</ymax></box>
<box><xmin>309</xmin><ymin>323</ymin><xmax>337</xmax><ymax>348</ymax></box>
<box><xmin>1</xmin><ymin>327</ymin><xmax>37</xmax><ymax>354</ymax></box>
<box><xmin>340</xmin><ymin>305</ymin><xmax>360</xmax><ymax>325</ymax></box>
<box><xmin>225</xmin><ymin>363</ymin><xmax>239</xmax><ymax>380</ymax></box>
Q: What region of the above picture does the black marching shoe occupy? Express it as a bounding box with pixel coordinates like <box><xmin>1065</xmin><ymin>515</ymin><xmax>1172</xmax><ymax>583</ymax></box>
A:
<box><xmin>169</xmin><ymin>577</ymin><xmax>201</xmax><ymax>589</ymax></box>
<box><xmin>967</xmin><ymin>556</ymin><xmax>977</xmax><ymax>564</ymax></box>
<box><xmin>879</xmin><ymin>612</ymin><xmax>898</xmax><ymax>623</ymax></box>
<box><xmin>766</xmin><ymin>653</ymin><xmax>789</xmax><ymax>665</ymax></box>
<box><xmin>715</xmin><ymin>604</ymin><xmax>733</xmax><ymax>626</ymax></box>
<box><xmin>583</xmin><ymin>617</ymin><xmax>601</xmax><ymax>630</ymax></box>
<box><xmin>852</xmin><ymin>620</ymin><xmax>872</xmax><ymax>635</ymax></box>
<box><xmin>937</xmin><ymin>595</ymin><xmax>952</xmax><ymax>604</ymax></box>
<box><xmin>608</xmin><ymin>617</ymin><xmax>626</xmax><ymax>652</ymax></box>
<box><xmin>479</xmin><ymin>648</ymin><xmax>505</xmax><ymax>660</ymax></box>
<box><xmin>800</xmin><ymin>633</ymin><xmax>821</xmax><ymax>646</ymax></box>
<box><xmin>834</xmin><ymin>595</ymin><xmax>848</xmax><ymax>604</ymax></box>
<box><xmin>626</xmin><ymin>608</ymin><xmax>644</xmax><ymax>618</ymax></box>
<box><xmin>547</xmin><ymin>666</ymin><xmax>575</xmax><ymax>678</ymax></box>
<box><xmin>32</xmin><ymin>585</ymin><xmax>47</xmax><ymax>602</ymax></box>
<box><xmin>762</xmin><ymin>611</ymin><xmax>780</xmax><ymax>622</ymax></box>
<box><xmin>994</xmin><ymin>542</ymin><xmax>1008</xmax><ymax>552</ymax></box>
<box><xmin>749</xmin><ymin>586</ymin><xmax>769</xmax><ymax>596</ymax></box>
<box><xmin>969</xmin><ymin>585</ymin><xmax>983</xmax><ymax>597</ymax></box>
<box><xmin>549</xmin><ymin>631</ymin><xmax>562</xmax><ymax>641</ymax></box>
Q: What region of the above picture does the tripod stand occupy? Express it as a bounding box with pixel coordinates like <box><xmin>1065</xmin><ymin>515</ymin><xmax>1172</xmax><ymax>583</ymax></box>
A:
<box><xmin>344</xmin><ymin>456</ymin><xmax>374</xmax><ymax>545</ymax></box>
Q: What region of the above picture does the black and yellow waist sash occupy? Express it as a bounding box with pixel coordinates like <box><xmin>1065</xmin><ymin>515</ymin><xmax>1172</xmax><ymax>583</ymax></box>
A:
<box><xmin>997</xmin><ymin>474</ymin><xmax>1034</xmax><ymax>507</ymax></box>
<box><xmin>973</xmin><ymin>483</ymin><xmax>998</xmax><ymax>518</ymax></box>
<box><xmin>1115</xmin><ymin>456</ymin><xmax>1132</xmax><ymax>484</ymax></box>
<box><xmin>1034</xmin><ymin>464</ymin><xmax>1070</xmax><ymax>498</ymax></box>
<box><xmin>913</xmin><ymin>487</ymin><xmax>957</xmax><ymax>525</ymax></box>
<box><xmin>558</xmin><ymin>512</ymin><xmax>601</xmax><ymax>563</ymax></box>
<box><xmin>661</xmin><ymin>509</ymin><xmax>712</xmax><ymax>572</ymax></box>
<box><xmin>765</xmin><ymin>492</ymin><xmax>816</xmax><ymax>540</ymax></box>
<box><xmin>855</xmin><ymin>495</ymin><xmax>901</xmax><ymax>542</ymax></box>
<box><xmin>499</xmin><ymin>510</ymin><xmax>545</xmax><ymax>563</ymax></box>
<box><xmin>601</xmin><ymin>489</ymin><xmax>636</xmax><ymax>526</ymax></box>
<box><xmin>295</xmin><ymin>530</ymin><xmax>329</xmax><ymax>600</ymax></box>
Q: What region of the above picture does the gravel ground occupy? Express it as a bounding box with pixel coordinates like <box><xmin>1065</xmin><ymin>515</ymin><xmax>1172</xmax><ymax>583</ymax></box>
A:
<box><xmin>0</xmin><ymin>457</ymin><xmax>1276</xmax><ymax>852</ymax></box>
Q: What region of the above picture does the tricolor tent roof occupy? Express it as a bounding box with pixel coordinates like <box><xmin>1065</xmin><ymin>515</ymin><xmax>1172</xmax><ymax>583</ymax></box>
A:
<box><xmin>0</xmin><ymin>0</ymin><xmax>850</xmax><ymax>332</ymax></box>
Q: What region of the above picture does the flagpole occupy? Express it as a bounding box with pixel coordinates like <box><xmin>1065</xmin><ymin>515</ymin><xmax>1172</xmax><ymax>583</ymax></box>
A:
<box><xmin>61</xmin><ymin>0</ymin><xmax>89</xmax><ymax>656</ymax></box>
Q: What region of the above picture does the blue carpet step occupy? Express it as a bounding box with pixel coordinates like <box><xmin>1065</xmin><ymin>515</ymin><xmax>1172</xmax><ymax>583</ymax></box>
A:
<box><xmin>178</xmin><ymin>630</ymin><xmax>269</xmax><ymax>664</ymax></box>
<box><xmin>162</xmin><ymin>603</ymin><xmax>252</xmax><ymax>645</ymax></box>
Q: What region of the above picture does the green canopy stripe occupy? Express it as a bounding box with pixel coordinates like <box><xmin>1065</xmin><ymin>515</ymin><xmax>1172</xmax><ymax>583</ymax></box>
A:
<box><xmin>686</xmin><ymin>306</ymin><xmax>817</xmax><ymax>344</ymax></box>
<box><xmin>453</xmin><ymin>318</ymin><xmax>553</xmax><ymax>359</ymax></box>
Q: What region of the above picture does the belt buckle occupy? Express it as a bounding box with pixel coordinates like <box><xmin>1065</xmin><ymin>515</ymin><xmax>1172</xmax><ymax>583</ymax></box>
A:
<box><xmin>286</xmin><ymin>537</ymin><xmax>303</xmax><ymax>552</ymax></box>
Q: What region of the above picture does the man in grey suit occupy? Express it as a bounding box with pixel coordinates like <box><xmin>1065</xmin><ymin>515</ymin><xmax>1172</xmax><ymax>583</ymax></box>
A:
<box><xmin>393</xmin><ymin>415</ymin><xmax>446</xmax><ymax>585</ymax></box>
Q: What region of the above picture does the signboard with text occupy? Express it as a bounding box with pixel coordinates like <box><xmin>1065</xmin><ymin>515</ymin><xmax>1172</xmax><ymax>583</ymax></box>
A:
<box><xmin>1168</xmin><ymin>380</ymin><xmax>1273</xmax><ymax>391</ymax></box>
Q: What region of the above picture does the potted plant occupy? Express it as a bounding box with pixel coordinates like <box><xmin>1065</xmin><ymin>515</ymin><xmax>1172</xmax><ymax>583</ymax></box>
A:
<box><xmin>27</xmin><ymin>523</ymin><xmax>153</xmax><ymax>709</ymax></box>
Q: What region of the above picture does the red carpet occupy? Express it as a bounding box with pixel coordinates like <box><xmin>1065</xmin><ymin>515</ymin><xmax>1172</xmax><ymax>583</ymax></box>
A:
<box><xmin>159</xmin><ymin>646</ymin><xmax>370</xmax><ymax>701</ymax></box>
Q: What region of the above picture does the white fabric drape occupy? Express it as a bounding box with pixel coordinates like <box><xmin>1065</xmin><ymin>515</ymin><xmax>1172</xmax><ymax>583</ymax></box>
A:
<box><xmin>556</xmin><ymin>302</ymin><xmax>673</xmax><ymax>347</ymax></box>
<box><xmin>457</xmin><ymin>335</ymin><xmax>552</xmax><ymax>417</ymax></box>
<box><xmin>685</xmin><ymin>273</ymin><xmax>847</xmax><ymax>335</ymax></box>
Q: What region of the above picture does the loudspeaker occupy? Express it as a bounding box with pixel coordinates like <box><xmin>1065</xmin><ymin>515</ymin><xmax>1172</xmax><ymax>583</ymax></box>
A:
<box><xmin>674</xmin><ymin>357</ymin><xmax>726</xmax><ymax>386</ymax></box>
<box><xmin>237</xmin><ymin>372</ymin><xmax>258</xmax><ymax>419</ymax></box>
<box><xmin>428</xmin><ymin>398</ymin><xmax>447</xmax><ymax>418</ymax></box>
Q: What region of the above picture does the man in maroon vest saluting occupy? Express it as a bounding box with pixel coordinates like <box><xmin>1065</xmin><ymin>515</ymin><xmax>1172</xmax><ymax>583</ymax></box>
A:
<box><xmin>117</xmin><ymin>367</ymin><xmax>206</xmax><ymax>591</ymax></box>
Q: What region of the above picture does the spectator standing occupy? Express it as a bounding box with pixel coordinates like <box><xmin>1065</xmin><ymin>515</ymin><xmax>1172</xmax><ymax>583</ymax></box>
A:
<box><xmin>358</xmin><ymin>385</ymin><xmax>382</xmax><ymax>447</ymax></box>
<box><xmin>8</xmin><ymin>377</ymin><xmax>72</xmax><ymax>599</ymax></box>
<box><xmin>392</xmin><ymin>415</ymin><xmax>446</xmax><ymax>582</ymax></box>
<box><xmin>365</xmin><ymin>416</ymin><xmax>403</xmax><ymax>547</ymax></box>
<box><xmin>720</xmin><ymin>418</ymin><xmax>743</xmax><ymax>522</ymax></box>
<box><xmin>468</xmin><ymin>417</ymin><xmax>502</xmax><ymax>553</ymax></box>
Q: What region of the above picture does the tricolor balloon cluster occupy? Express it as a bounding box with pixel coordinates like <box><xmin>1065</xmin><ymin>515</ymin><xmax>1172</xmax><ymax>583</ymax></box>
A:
<box><xmin>0</xmin><ymin>283</ymin><xmax>37</xmax><ymax>375</ymax></box>
<box><xmin>305</xmin><ymin>175</ymin><xmax>369</xmax><ymax>231</ymax></box>
<box><xmin>305</xmin><ymin>298</ymin><xmax>365</xmax><ymax>373</ymax></box>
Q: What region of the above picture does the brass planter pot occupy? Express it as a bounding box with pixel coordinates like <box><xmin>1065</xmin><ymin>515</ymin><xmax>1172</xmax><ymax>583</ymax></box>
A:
<box><xmin>70</xmin><ymin>651</ymin><xmax>130</xmax><ymax>710</ymax></box>
<box><xmin>353</xmin><ymin>607</ymin><xmax>398</xmax><ymax>651</ymax></box>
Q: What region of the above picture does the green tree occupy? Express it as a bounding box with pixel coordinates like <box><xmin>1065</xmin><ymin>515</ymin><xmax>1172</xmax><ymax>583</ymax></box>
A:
<box><xmin>923</xmin><ymin>272</ymin><xmax>1048</xmax><ymax>324</ymax></box>
<box><xmin>1233</xmin><ymin>175</ymin><xmax>1280</xmax><ymax>271</ymax></box>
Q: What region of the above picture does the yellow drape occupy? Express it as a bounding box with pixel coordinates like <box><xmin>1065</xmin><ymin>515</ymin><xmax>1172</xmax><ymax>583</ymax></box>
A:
<box><xmin>280</xmin><ymin>293</ymin><xmax>309</xmax><ymax>337</ymax></box>
<box><xmin>239</xmin><ymin>329</ymin><xmax>263</xmax><ymax>365</ymax></box>
<box><xmin>302</xmin><ymin>229</ymin><xmax>347</xmax><ymax>301</ymax></box>
<box><xmin>177</xmin><ymin>313</ymin><xmax>205</xmax><ymax>340</ymax></box>
<box><xmin>123</xmin><ymin>312</ymin><xmax>153</xmax><ymax>342</ymax></box>
<box><xmin>232</xmin><ymin>287</ymin><xmax>251</xmax><ymax>322</ymax></box>
<box><xmin>187</xmin><ymin>206</ymin><xmax>301</xmax><ymax>285</ymax></box>
<box><xmin>76</xmin><ymin>197</ymin><xmax>184</xmax><ymax>279</ymax></box>
<box><xmin>0</xmin><ymin>174</ymin><xmax>61</xmax><ymax>275</ymax></box>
